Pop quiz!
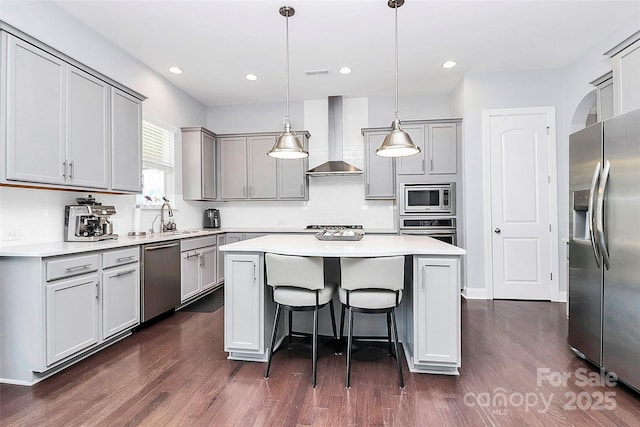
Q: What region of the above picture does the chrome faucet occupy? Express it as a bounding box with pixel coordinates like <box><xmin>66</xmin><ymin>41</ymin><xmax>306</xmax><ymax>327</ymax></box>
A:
<box><xmin>160</xmin><ymin>197</ymin><xmax>174</xmax><ymax>232</ymax></box>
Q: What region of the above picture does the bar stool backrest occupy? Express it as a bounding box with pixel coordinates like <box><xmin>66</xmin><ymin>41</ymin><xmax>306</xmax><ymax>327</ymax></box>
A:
<box><xmin>265</xmin><ymin>253</ymin><xmax>325</xmax><ymax>291</ymax></box>
<box><xmin>340</xmin><ymin>256</ymin><xmax>404</xmax><ymax>291</ymax></box>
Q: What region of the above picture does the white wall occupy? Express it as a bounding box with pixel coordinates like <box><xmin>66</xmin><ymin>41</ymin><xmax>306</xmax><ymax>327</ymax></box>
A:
<box><xmin>0</xmin><ymin>1</ymin><xmax>208</xmax><ymax>246</ymax></box>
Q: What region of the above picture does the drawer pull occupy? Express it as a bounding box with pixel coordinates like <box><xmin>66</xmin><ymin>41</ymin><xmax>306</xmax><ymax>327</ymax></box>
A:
<box><xmin>116</xmin><ymin>256</ymin><xmax>135</xmax><ymax>262</ymax></box>
<box><xmin>65</xmin><ymin>264</ymin><xmax>93</xmax><ymax>272</ymax></box>
<box><xmin>114</xmin><ymin>269</ymin><xmax>136</xmax><ymax>277</ymax></box>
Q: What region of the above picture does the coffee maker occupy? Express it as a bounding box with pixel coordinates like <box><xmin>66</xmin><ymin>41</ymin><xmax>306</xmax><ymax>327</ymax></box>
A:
<box><xmin>203</xmin><ymin>209</ymin><xmax>220</xmax><ymax>228</ymax></box>
<box><xmin>65</xmin><ymin>196</ymin><xmax>118</xmax><ymax>241</ymax></box>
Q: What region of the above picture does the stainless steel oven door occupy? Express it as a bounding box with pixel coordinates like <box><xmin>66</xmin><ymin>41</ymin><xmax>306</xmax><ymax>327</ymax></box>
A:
<box><xmin>400</xmin><ymin>229</ymin><xmax>457</xmax><ymax>245</ymax></box>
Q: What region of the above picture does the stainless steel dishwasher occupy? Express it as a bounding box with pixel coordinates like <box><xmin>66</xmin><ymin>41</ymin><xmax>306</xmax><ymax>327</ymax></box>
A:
<box><xmin>141</xmin><ymin>241</ymin><xmax>181</xmax><ymax>322</ymax></box>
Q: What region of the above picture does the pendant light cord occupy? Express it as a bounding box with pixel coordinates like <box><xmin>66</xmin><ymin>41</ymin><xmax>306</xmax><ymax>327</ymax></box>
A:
<box><xmin>394</xmin><ymin>1</ymin><xmax>399</xmax><ymax>121</ymax></box>
<box><xmin>284</xmin><ymin>11</ymin><xmax>291</xmax><ymax>126</ymax></box>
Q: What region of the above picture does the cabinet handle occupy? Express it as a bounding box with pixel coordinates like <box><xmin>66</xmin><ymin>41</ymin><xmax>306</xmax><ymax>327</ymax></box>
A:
<box><xmin>422</xmin><ymin>159</ymin><xmax>425</xmax><ymax>171</ymax></box>
<box><xmin>62</xmin><ymin>161</ymin><xmax>67</xmax><ymax>179</ymax></box>
<box><xmin>243</xmin><ymin>186</ymin><xmax>247</xmax><ymax>197</ymax></box>
<box><xmin>96</xmin><ymin>281</ymin><xmax>100</xmax><ymax>300</ymax></box>
<box><xmin>69</xmin><ymin>160</ymin><xmax>74</xmax><ymax>179</ymax></box>
<box><xmin>65</xmin><ymin>264</ymin><xmax>93</xmax><ymax>272</ymax></box>
<box><xmin>114</xmin><ymin>269</ymin><xmax>136</xmax><ymax>277</ymax></box>
<box><xmin>367</xmin><ymin>183</ymin><xmax>370</xmax><ymax>193</ymax></box>
<box><xmin>199</xmin><ymin>254</ymin><xmax>204</xmax><ymax>267</ymax></box>
<box><xmin>254</xmin><ymin>263</ymin><xmax>257</xmax><ymax>282</ymax></box>
<box><xmin>422</xmin><ymin>266</ymin><xmax>426</xmax><ymax>288</ymax></box>
<box><xmin>116</xmin><ymin>256</ymin><xmax>135</xmax><ymax>262</ymax></box>
<box><xmin>145</xmin><ymin>243</ymin><xmax>179</xmax><ymax>251</ymax></box>
<box><xmin>430</xmin><ymin>159</ymin><xmax>433</xmax><ymax>172</ymax></box>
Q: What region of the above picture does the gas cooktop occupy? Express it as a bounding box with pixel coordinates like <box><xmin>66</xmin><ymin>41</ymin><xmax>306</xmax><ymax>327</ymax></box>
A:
<box><xmin>305</xmin><ymin>224</ymin><xmax>364</xmax><ymax>230</ymax></box>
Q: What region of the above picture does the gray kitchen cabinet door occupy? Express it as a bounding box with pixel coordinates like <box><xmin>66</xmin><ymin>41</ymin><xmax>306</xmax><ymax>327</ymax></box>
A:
<box><xmin>219</xmin><ymin>137</ymin><xmax>248</xmax><ymax>199</ymax></box>
<box><xmin>428</xmin><ymin>123</ymin><xmax>457</xmax><ymax>175</ymax></box>
<box><xmin>364</xmin><ymin>131</ymin><xmax>395</xmax><ymax>199</ymax></box>
<box><xmin>66</xmin><ymin>67</ymin><xmax>109</xmax><ymax>189</ymax></box>
<box><xmin>102</xmin><ymin>264</ymin><xmax>140</xmax><ymax>339</ymax></box>
<box><xmin>5</xmin><ymin>34</ymin><xmax>66</xmax><ymax>185</ymax></box>
<box><xmin>202</xmin><ymin>132</ymin><xmax>217</xmax><ymax>199</ymax></box>
<box><xmin>396</xmin><ymin>124</ymin><xmax>426</xmax><ymax>176</ymax></box>
<box><xmin>278</xmin><ymin>134</ymin><xmax>308</xmax><ymax>199</ymax></box>
<box><xmin>248</xmin><ymin>136</ymin><xmax>277</xmax><ymax>199</ymax></box>
<box><xmin>111</xmin><ymin>88</ymin><xmax>142</xmax><ymax>192</ymax></box>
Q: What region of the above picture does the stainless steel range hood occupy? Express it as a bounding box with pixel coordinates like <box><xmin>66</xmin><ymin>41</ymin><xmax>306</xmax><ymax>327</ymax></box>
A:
<box><xmin>306</xmin><ymin>96</ymin><xmax>363</xmax><ymax>176</ymax></box>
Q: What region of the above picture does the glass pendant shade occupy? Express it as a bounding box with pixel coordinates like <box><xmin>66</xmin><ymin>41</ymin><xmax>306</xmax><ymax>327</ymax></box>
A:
<box><xmin>376</xmin><ymin>119</ymin><xmax>420</xmax><ymax>157</ymax></box>
<box><xmin>267</xmin><ymin>5</ymin><xmax>308</xmax><ymax>159</ymax></box>
<box><xmin>268</xmin><ymin>122</ymin><xmax>308</xmax><ymax>159</ymax></box>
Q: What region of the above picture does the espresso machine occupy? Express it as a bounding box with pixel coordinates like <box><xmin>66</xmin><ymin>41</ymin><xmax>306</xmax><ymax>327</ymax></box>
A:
<box><xmin>64</xmin><ymin>196</ymin><xmax>118</xmax><ymax>242</ymax></box>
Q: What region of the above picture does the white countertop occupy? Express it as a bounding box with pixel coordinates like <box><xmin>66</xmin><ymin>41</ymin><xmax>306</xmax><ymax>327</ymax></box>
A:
<box><xmin>220</xmin><ymin>234</ymin><xmax>466</xmax><ymax>257</ymax></box>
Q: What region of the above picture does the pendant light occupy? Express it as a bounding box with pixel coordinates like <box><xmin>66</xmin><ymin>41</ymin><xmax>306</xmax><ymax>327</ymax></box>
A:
<box><xmin>376</xmin><ymin>0</ymin><xmax>420</xmax><ymax>158</ymax></box>
<box><xmin>268</xmin><ymin>6</ymin><xmax>308</xmax><ymax>159</ymax></box>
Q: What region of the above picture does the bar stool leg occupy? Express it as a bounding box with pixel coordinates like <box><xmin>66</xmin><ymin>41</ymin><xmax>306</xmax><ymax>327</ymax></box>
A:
<box><xmin>338</xmin><ymin>305</ymin><xmax>346</xmax><ymax>355</ymax></box>
<box><xmin>265</xmin><ymin>304</ymin><xmax>282</xmax><ymax>379</ymax></box>
<box><xmin>386</xmin><ymin>312</ymin><xmax>393</xmax><ymax>356</ymax></box>
<box><xmin>288</xmin><ymin>311</ymin><xmax>293</xmax><ymax>349</ymax></box>
<box><xmin>329</xmin><ymin>300</ymin><xmax>338</xmax><ymax>354</ymax></box>
<box><xmin>346</xmin><ymin>308</ymin><xmax>354</xmax><ymax>388</ymax></box>
<box><xmin>312</xmin><ymin>304</ymin><xmax>319</xmax><ymax>388</ymax></box>
<box><xmin>390</xmin><ymin>309</ymin><xmax>404</xmax><ymax>388</ymax></box>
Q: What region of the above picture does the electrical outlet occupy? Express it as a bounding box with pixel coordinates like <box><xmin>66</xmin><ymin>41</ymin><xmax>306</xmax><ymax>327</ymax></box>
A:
<box><xmin>2</xmin><ymin>231</ymin><xmax>21</xmax><ymax>241</ymax></box>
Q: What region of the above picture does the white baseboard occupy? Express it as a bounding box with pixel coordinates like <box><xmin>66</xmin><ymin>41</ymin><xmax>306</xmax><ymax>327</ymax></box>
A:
<box><xmin>461</xmin><ymin>287</ymin><xmax>489</xmax><ymax>300</ymax></box>
<box><xmin>552</xmin><ymin>290</ymin><xmax>567</xmax><ymax>303</ymax></box>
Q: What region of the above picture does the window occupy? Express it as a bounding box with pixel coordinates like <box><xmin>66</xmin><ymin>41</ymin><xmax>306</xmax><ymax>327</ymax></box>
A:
<box><xmin>136</xmin><ymin>117</ymin><xmax>177</xmax><ymax>208</ymax></box>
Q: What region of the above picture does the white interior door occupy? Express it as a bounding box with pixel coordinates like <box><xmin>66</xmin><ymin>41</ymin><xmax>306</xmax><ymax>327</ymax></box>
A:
<box><xmin>489</xmin><ymin>112</ymin><xmax>553</xmax><ymax>300</ymax></box>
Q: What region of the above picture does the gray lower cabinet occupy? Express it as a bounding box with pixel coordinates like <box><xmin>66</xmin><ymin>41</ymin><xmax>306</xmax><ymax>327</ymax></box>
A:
<box><xmin>182</xmin><ymin>127</ymin><xmax>217</xmax><ymax>201</ymax></box>
<box><xmin>111</xmin><ymin>88</ymin><xmax>142</xmax><ymax>192</ymax></box>
<box><xmin>363</xmin><ymin>130</ymin><xmax>395</xmax><ymax>199</ymax></box>
<box><xmin>1</xmin><ymin>28</ymin><xmax>143</xmax><ymax>194</ymax></box>
<box><xmin>0</xmin><ymin>247</ymin><xmax>141</xmax><ymax>385</ymax></box>
<box><xmin>217</xmin><ymin>132</ymin><xmax>309</xmax><ymax>201</ymax></box>
<box><xmin>180</xmin><ymin>236</ymin><xmax>218</xmax><ymax>303</ymax></box>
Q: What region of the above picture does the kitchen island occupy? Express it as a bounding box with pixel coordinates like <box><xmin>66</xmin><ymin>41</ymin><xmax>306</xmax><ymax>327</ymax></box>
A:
<box><xmin>220</xmin><ymin>234</ymin><xmax>466</xmax><ymax>375</ymax></box>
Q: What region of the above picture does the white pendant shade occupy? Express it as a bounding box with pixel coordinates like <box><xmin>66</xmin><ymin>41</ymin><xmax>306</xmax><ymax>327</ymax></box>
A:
<box><xmin>376</xmin><ymin>119</ymin><xmax>420</xmax><ymax>157</ymax></box>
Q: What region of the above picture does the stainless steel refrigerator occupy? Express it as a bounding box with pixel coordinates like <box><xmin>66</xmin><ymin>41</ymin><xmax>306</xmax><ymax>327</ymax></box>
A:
<box><xmin>569</xmin><ymin>107</ymin><xmax>640</xmax><ymax>392</ymax></box>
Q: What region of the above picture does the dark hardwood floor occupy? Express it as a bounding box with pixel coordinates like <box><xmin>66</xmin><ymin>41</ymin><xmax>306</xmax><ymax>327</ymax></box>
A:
<box><xmin>1</xmin><ymin>297</ymin><xmax>639</xmax><ymax>426</ymax></box>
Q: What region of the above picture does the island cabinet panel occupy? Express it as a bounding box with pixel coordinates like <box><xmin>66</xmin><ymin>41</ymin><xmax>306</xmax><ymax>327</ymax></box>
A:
<box><xmin>224</xmin><ymin>253</ymin><xmax>264</xmax><ymax>353</ymax></box>
<box><xmin>414</xmin><ymin>257</ymin><xmax>460</xmax><ymax>365</ymax></box>
<box><xmin>46</xmin><ymin>274</ymin><xmax>100</xmax><ymax>366</ymax></box>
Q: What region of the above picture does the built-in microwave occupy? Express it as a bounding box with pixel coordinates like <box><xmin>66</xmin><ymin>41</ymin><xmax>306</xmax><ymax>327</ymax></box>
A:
<box><xmin>401</xmin><ymin>183</ymin><xmax>455</xmax><ymax>215</ymax></box>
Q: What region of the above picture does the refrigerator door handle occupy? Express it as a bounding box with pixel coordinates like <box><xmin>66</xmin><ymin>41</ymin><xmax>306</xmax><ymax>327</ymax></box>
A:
<box><xmin>596</xmin><ymin>160</ymin><xmax>611</xmax><ymax>270</ymax></box>
<box><xmin>587</xmin><ymin>162</ymin><xmax>601</xmax><ymax>267</ymax></box>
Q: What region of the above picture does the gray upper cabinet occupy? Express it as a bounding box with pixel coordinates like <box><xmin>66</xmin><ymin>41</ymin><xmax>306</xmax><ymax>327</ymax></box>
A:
<box><xmin>428</xmin><ymin>123</ymin><xmax>457</xmax><ymax>175</ymax></box>
<box><xmin>248</xmin><ymin>136</ymin><xmax>277</xmax><ymax>199</ymax></box>
<box><xmin>5</xmin><ymin>34</ymin><xmax>66</xmax><ymax>185</ymax></box>
<box><xmin>397</xmin><ymin>125</ymin><xmax>426</xmax><ymax>176</ymax></box>
<box><xmin>182</xmin><ymin>127</ymin><xmax>217</xmax><ymax>201</ymax></box>
<box><xmin>1</xmin><ymin>27</ymin><xmax>145</xmax><ymax>193</ymax></box>
<box><xmin>111</xmin><ymin>88</ymin><xmax>142</xmax><ymax>192</ymax></box>
<box><xmin>219</xmin><ymin>136</ymin><xmax>248</xmax><ymax>200</ymax></box>
<box><xmin>363</xmin><ymin>131</ymin><xmax>395</xmax><ymax>199</ymax></box>
<box><xmin>216</xmin><ymin>131</ymin><xmax>309</xmax><ymax>201</ymax></box>
<box><xmin>67</xmin><ymin>67</ymin><xmax>109</xmax><ymax>189</ymax></box>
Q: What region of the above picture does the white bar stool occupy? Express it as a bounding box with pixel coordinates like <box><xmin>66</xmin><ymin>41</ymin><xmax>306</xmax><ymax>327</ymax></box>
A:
<box><xmin>339</xmin><ymin>256</ymin><xmax>405</xmax><ymax>388</ymax></box>
<box><xmin>264</xmin><ymin>253</ymin><xmax>337</xmax><ymax>388</ymax></box>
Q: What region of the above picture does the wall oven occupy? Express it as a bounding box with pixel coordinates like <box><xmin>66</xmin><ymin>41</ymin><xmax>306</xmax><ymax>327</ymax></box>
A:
<box><xmin>401</xmin><ymin>183</ymin><xmax>454</xmax><ymax>215</ymax></box>
<box><xmin>399</xmin><ymin>217</ymin><xmax>456</xmax><ymax>245</ymax></box>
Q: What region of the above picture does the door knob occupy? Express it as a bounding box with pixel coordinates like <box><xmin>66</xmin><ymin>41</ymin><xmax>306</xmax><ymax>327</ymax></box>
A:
<box><xmin>494</xmin><ymin>228</ymin><xmax>501</xmax><ymax>234</ymax></box>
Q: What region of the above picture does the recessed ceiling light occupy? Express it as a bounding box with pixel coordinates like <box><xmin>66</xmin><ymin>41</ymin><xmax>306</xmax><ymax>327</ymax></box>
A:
<box><xmin>245</xmin><ymin>73</ymin><xmax>258</xmax><ymax>81</ymax></box>
<box><xmin>339</xmin><ymin>67</ymin><xmax>352</xmax><ymax>75</ymax></box>
<box><xmin>442</xmin><ymin>61</ymin><xmax>457</xmax><ymax>69</ymax></box>
<box><xmin>169</xmin><ymin>66</ymin><xmax>183</xmax><ymax>74</ymax></box>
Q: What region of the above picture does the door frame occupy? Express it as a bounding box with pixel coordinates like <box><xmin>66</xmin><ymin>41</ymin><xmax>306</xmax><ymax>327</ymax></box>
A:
<box><xmin>481</xmin><ymin>107</ymin><xmax>561</xmax><ymax>301</ymax></box>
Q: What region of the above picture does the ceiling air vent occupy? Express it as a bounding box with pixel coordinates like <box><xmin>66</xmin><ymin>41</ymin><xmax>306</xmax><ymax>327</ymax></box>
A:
<box><xmin>304</xmin><ymin>69</ymin><xmax>330</xmax><ymax>76</ymax></box>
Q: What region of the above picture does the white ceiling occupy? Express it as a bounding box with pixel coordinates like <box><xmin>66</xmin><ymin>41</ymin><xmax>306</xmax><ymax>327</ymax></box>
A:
<box><xmin>53</xmin><ymin>0</ymin><xmax>640</xmax><ymax>107</ymax></box>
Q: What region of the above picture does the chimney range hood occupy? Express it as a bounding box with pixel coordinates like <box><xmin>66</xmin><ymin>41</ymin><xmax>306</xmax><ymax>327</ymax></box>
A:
<box><xmin>306</xmin><ymin>96</ymin><xmax>363</xmax><ymax>176</ymax></box>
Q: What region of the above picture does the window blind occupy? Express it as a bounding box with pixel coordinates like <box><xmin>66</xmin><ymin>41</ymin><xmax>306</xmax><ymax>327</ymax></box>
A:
<box><xmin>142</xmin><ymin>120</ymin><xmax>174</xmax><ymax>168</ymax></box>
